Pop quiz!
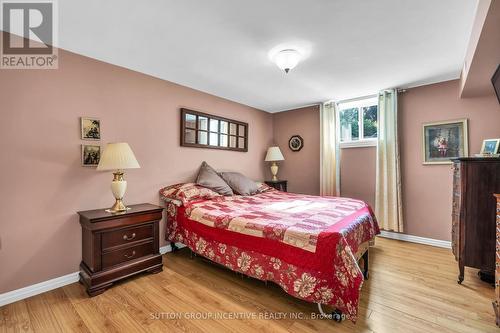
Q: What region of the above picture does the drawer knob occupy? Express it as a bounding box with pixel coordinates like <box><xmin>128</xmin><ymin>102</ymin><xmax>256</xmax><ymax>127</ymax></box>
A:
<box><xmin>123</xmin><ymin>233</ymin><xmax>136</xmax><ymax>241</ymax></box>
<box><xmin>124</xmin><ymin>250</ymin><xmax>136</xmax><ymax>259</ymax></box>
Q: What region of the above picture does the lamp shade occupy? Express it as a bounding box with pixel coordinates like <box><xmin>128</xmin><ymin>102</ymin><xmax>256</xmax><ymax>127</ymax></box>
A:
<box><xmin>265</xmin><ymin>146</ymin><xmax>284</xmax><ymax>162</ymax></box>
<box><xmin>97</xmin><ymin>142</ymin><xmax>140</xmax><ymax>171</ymax></box>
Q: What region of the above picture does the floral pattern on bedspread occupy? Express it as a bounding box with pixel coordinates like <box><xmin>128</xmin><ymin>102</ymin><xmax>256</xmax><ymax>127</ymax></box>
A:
<box><xmin>162</xmin><ymin>190</ymin><xmax>379</xmax><ymax>322</ymax></box>
<box><xmin>184</xmin><ymin>191</ymin><xmax>368</xmax><ymax>252</ymax></box>
<box><xmin>170</xmin><ymin>227</ymin><xmax>363</xmax><ymax>321</ymax></box>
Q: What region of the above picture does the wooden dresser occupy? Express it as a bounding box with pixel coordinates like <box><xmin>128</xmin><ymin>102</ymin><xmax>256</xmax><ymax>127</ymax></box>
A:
<box><xmin>78</xmin><ymin>203</ymin><xmax>164</xmax><ymax>296</ymax></box>
<box><xmin>452</xmin><ymin>158</ymin><xmax>500</xmax><ymax>284</ymax></box>
<box><xmin>494</xmin><ymin>194</ymin><xmax>500</xmax><ymax>326</ymax></box>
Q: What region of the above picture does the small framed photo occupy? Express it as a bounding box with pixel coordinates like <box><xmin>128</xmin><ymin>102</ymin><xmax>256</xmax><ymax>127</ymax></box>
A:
<box><xmin>81</xmin><ymin>117</ymin><xmax>101</xmax><ymax>140</ymax></box>
<box><xmin>422</xmin><ymin>119</ymin><xmax>468</xmax><ymax>165</ymax></box>
<box><xmin>81</xmin><ymin>145</ymin><xmax>101</xmax><ymax>167</ymax></box>
<box><xmin>480</xmin><ymin>139</ymin><xmax>500</xmax><ymax>155</ymax></box>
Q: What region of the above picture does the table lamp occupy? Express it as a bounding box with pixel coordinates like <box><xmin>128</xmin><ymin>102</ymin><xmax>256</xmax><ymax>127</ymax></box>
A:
<box><xmin>265</xmin><ymin>146</ymin><xmax>284</xmax><ymax>181</ymax></box>
<box><xmin>97</xmin><ymin>142</ymin><xmax>140</xmax><ymax>213</ymax></box>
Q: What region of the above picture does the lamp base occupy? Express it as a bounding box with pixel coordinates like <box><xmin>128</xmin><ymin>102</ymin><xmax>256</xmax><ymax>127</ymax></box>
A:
<box><xmin>270</xmin><ymin>162</ymin><xmax>279</xmax><ymax>181</ymax></box>
<box><xmin>105</xmin><ymin>198</ymin><xmax>131</xmax><ymax>213</ymax></box>
<box><xmin>105</xmin><ymin>172</ymin><xmax>130</xmax><ymax>213</ymax></box>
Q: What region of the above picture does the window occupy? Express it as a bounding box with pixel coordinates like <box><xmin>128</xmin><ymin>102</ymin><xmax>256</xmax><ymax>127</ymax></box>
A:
<box><xmin>181</xmin><ymin>108</ymin><xmax>248</xmax><ymax>152</ymax></box>
<box><xmin>338</xmin><ymin>97</ymin><xmax>378</xmax><ymax>148</ymax></box>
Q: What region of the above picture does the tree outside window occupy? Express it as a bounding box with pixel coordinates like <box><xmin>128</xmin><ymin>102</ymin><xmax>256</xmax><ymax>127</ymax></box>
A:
<box><xmin>339</xmin><ymin>99</ymin><xmax>378</xmax><ymax>144</ymax></box>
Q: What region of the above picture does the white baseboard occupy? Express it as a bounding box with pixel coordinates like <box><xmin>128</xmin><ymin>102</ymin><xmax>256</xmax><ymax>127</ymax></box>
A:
<box><xmin>378</xmin><ymin>230</ymin><xmax>451</xmax><ymax>249</ymax></box>
<box><xmin>0</xmin><ymin>242</ymin><xmax>186</xmax><ymax>307</ymax></box>
<box><xmin>0</xmin><ymin>272</ymin><xmax>80</xmax><ymax>307</ymax></box>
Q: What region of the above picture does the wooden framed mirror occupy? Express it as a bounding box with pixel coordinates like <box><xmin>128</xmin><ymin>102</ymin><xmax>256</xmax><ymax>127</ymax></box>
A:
<box><xmin>180</xmin><ymin>108</ymin><xmax>248</xmax><ymax>152</ymax></box>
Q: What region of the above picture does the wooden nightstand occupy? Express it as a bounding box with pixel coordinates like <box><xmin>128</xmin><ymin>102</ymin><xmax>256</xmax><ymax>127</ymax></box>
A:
<box><xmin>77</xmin><ymin>203</ymin><xmax>164</xmax><ymax>296</ymax></box>
<box><xmin>265</xmin><ymin>180</ymin><xmax>287</xmax><ymax>192</ymax></box>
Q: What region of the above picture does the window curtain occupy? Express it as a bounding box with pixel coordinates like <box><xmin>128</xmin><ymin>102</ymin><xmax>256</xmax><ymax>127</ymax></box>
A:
<box><xmin>320</xmin><ymin>101</ymin><xmax>340</xmax><ymax>196</ymax></box>
<box><xmin>375</xmin><ymin>89</ymin><xmax>403</xmax><ymax>232</ymax></box>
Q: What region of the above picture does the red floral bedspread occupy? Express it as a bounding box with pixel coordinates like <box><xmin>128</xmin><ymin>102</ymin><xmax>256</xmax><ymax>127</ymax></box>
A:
<box><xmin>163</xmin><ymin>189</ymin><xmax>379</xmax><ymax>321</ymax></box>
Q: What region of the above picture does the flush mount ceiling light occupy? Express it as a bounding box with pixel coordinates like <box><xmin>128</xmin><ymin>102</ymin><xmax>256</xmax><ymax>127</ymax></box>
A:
<box><xmin>272</xmin><ymin>49</ymin><xmax>302</xmax><ymax>73</ymax></box>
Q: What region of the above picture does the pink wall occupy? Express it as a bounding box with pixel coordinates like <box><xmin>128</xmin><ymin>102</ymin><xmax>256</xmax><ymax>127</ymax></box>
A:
<box><xmin>340</xmin><ymin>79</ymin><xmax>500</xmax><ymax>241</ymax></box>
<box><xmin>340</xmin><ymin>147</ymin><xmax>376</xmax><ymax>208</ymax></box>
<box><xmin>277</xmin><ymin>80</ymin><xmax>500</xmax><ymax>242</ymax></box>
<box><xmin>2</xmin><ymin>27</ymin><xmax>499</xmax><ymax>295</ymax></box>
<box><xmin>399</xmin><ymin>80</ymin><xmax>500</xmax><ymax>240</ymax></box>
<box><xmin>271</xmin><ymin>103</ymin><xmax>377</xmax><ymax>205</ymax></box>
<box><xmin>0</xmin><ymin>46</ymin><xmax>273</xmax><ymax>293</ymax></box>
<box><xmin>272</xmin><ymin>106</ymin><xmax>320</xmax><ymax>195</ymax></box>
<box><xmin>271</xmin><ymin>1</ymin><xmax>500</xmax><ymax>241</ymax></box>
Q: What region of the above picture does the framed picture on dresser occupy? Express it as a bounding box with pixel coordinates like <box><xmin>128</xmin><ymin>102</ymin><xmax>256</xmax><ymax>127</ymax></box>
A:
<box><xmin>422</xmin><ymin>119</ymin><xmax>468</xmax><ymax>164</ymax></box>
<box><xmin>480</xmin><ymin>139</ymin><xmax>500</xmax><ymax>155</ymax></box>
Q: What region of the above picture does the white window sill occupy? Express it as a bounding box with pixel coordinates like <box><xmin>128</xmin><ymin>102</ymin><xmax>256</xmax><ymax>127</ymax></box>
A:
<box><xmin>340</xmin><ymin>139</ymin><xmax>377</xmax><ymax>149</ymax></box>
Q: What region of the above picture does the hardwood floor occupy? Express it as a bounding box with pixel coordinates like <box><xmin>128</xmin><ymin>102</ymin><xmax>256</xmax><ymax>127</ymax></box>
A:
<box><xmin>0</xmin><ymin>237</ymin><xmax>497</xmax><ymax>332</ymax></box>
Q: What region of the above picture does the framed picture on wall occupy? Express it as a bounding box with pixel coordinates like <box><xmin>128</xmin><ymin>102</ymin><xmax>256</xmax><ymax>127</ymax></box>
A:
<box><xmin>81</xmin><ymin>117</ymin><xmax>101</xmax><ymax>140</ymax></box>
<box><xmin>81</xmin><ymin>145</ymin><xmax>101</xmax><ymax>167</ymax></box>
<box><xmin>422</xmin><ymin>119</ymin><xmax>468</xmax><ymax>165</ymax></box>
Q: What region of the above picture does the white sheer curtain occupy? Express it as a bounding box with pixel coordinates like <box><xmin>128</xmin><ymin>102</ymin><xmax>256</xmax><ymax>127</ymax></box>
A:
<box><xmin>320</xmin><ymin>101</ymin><xmax>340</xmax><ymax>196</ymax></box>
<box><xmin>375</xmin><ymin>89</ymin><xmax>404</xmax><ymax>232</ymax></box>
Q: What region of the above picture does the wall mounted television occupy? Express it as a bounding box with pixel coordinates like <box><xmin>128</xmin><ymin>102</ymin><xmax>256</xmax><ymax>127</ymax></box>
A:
<box><xmin>492</xmin><ymin>64</ymin><xmax>500</xmax><ymax>104</ymax></box>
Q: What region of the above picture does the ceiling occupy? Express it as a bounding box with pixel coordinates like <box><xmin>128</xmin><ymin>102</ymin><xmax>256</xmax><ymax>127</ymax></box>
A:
<box><xmin>54</xmin><ymin>0</ymin><xmax>478</xmax><ymax>112</ymax></box>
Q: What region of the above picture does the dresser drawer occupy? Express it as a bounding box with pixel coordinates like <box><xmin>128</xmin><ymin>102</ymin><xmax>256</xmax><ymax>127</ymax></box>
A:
<box><xmin>102</xmin><ymin>224</ymin><xmax>153</xmax><ymax>250</ymax></box>
<box><xmin>102</xmin><ymin>241</ymin><xmax>154</xmax><ymax>269</ymax></box>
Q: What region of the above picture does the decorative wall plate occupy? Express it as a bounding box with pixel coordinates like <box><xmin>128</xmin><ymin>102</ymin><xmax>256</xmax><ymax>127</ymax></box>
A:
<box><xmin>288</xmin><ymin>135</ymin><xmax>304</xmax><ymax>152</ymax></box>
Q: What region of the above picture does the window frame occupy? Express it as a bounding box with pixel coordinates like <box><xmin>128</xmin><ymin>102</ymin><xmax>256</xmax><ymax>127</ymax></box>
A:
<box><xmin>180</xmin><ymin>108</ymin><xmax>248</xmax><ymax>152</ymax></box>
<box><xmin>337</xmin><ymin>96</ymin><xmax>378</xmax><ymax>149</ymax></box>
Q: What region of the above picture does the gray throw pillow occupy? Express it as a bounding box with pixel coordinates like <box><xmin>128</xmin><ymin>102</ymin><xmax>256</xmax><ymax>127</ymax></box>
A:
<box><xmin>220</xmin><ymin>172</ymin><xmax>259</xmax><ymax>196</ymax></box>
<box><xmin>196</xmin><ymin>162</ymin><xmax>234</xmax><ymax>196</ymax></box>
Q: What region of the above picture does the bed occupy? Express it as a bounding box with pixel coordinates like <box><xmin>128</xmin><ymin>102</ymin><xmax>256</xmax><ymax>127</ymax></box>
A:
<box><xmin>160</xmin><ymin>183</ymin><xmax>379</xmax><ymax>322</ymax></box>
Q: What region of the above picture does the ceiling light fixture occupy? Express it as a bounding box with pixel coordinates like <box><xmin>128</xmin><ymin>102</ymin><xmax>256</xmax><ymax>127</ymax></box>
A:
<box><xmin>273</xmin><ymin>49</ymin><xmax>302</xmax><ymax>73</ymax></box>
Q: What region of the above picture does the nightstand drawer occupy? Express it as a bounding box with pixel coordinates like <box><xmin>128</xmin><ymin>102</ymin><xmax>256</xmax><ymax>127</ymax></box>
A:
<box><xmin>102</xmin><ymin>241</ymin><xmax>154</xmax><ymax>269</ymax></box>
<box><xmin>102</xmin><ymin>224</ymin><xmax>153</xmax><ymax>250</ymax></box>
